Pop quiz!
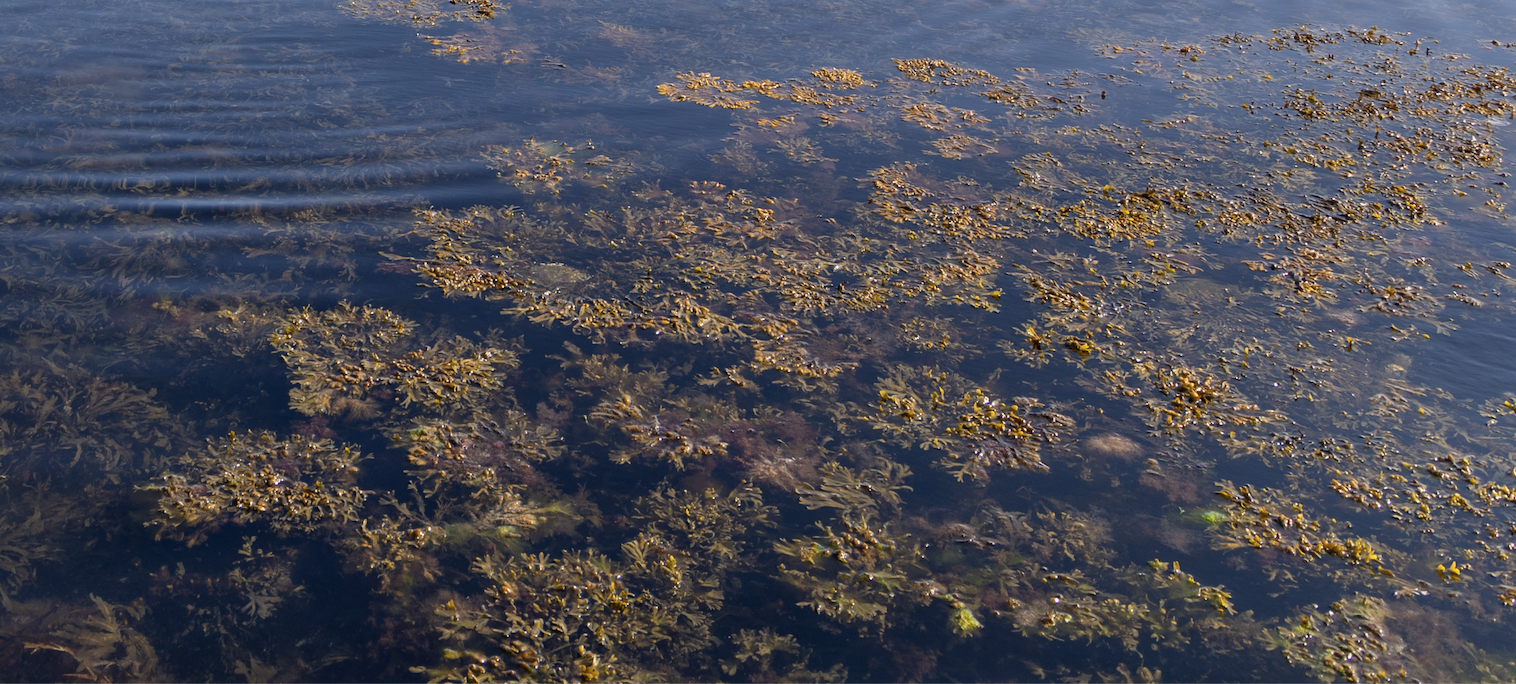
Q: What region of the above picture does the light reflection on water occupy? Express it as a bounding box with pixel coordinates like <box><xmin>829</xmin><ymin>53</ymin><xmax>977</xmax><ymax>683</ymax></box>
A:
<box><xmin>5</xmin><ymin>0</ymin><xmax>1516</xmax><ymax>681</ymax></box>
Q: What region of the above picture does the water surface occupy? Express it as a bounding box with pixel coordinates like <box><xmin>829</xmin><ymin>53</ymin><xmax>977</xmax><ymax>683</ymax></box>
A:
<box><xmin>6</xmin><ymin>0</ymin><xmax>1516</xmax><ymax>681</ymax></box>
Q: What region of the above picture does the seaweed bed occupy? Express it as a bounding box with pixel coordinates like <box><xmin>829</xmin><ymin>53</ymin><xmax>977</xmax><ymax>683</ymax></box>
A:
<box><xmin>6</xmin><ymin>0</ymin><xmax>1516</xmax><ymax>681</ymax></box>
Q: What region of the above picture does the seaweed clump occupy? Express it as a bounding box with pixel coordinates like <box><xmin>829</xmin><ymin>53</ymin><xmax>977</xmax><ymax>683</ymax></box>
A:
<box><xmin>1272</xmin><ymin>596</ymin><xmax>1412</xmax><ymax>683</ymax></box>
<box><xmin>427</xmin><ymin>485</ymin><xmax>775</xmax><ymax>681</ymax></box>
<box><xmin>481</xmin><ymin>138</ymin><xmax>633</xmax><ymax>195</ymax></box>
<box><xmin>719</xmin><ymin>628</ymin><xmax>847</xmax><ymax>683</ymax></box>
<box><xmin>867</xmin><ymin>365</ymin><xmax>1073</xmax><ymax>481</ymax></box>
<box><xmin>399</xmin><ymin>177</ymin><xmax>1006</xmax><ymax>389</ymax></box>
<box><xmin>25</xmin><ymin>595</ymin><xmax>164</xmax><ymax>683</ymax></box>
<box><xmin>1213</xmin><ymin>481</ymin><xmax>1389</xmax><ymax>572</ymax></box>
<box><xmin>778</xmin><ymin>459</ymin><xmax>984</xmax><ymax>635</ymax></box>
<box><xmin>271</xmin><ymin>303</ymin><xmax>516</xmax><ymax>420</ymax></box>
<box><xmin>342</xmin><ymin>0</ymin><xmax>501</xmax><ymax>26</ymax></box>
<box><xmin>0</xmin><ymin>364</ymin><xmax>186</xmax><ymax>478</ymax></box>
<box><xmin>149</xmin><ymin>431</ymin><xmax>369</xmax><ymax>545</ymax></box>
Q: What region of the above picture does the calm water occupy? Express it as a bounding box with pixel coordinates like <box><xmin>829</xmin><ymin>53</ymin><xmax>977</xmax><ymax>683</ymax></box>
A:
<box><xmin>7</xmin><ymin>0</ymin><xmax>1516</xmax><ymax>681</ymax></box>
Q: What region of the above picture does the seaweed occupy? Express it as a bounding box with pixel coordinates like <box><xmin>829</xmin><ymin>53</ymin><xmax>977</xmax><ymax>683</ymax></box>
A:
<box><xmin>776</xmin><ymin>458</ymin><xmax>983</xmax><ymax>636</ymax></box>
<box><xmin>342</xmin><ymin>0</ymin><xmax>501</xmax><ymax>26</ymax></box>
<box><xmin>427</xmin><ymin>485</ymin><xmax>775</xmax><ymax>681</ymax></box>
<box><xmin>0</xmin><ymin>363</ymin><xmax>186</xmax><ymax>478</ymax></box>
<box><xmin>1212</xmin><ymin>481</ymin><xmax>1388</xmax><ymax>571</ymax></box>
<box><xmin>589</xmin><ymin>393</ymin><xmax>729</xmax><ymax>468</ymax></box>
<box><xmin>14</xmin><ymin>0</ymin><xmax>1516</xmax><ymax>678</ymax></box>
<box><xmin>866</xmin><ymin>365</ymin><xmax>1073</xmax><ymax>481</ymax></box>
<box><xmin>149</xmin><ymin>431</ymin><xmax>369</xmax><ymax>545</ymax></box>
<box><xmin>0</xmin><ymin>484</ymin><xmax>87</xmax><ymax>595</ymax></box>
<box><xmin>1271</xmin><ymin>596</ymin><xmax>1412</xmax><ymax>683</ymax></box>
<box><xmin>272</xmin><ymin>303</ymin><xmax>517</xmax><ymax>420</ymax></box>
<box><xmin>719</xmin><ymin>628</ymin><xmax>847</xmax><ymax>683</ymax></box>
<box><xmin>481</xmin><ymin>138</ymin><xmax>632</xmax><ymax>195</ymax></box>
<box><xmin>25</xmin><ymin>595</ymin><xmax>163</xmax><ymax>683</ymax></box>
<box><xmin>401</xmin><ymin>179</ymin><xmax>1002</xmax><ymax>386</ymax></box>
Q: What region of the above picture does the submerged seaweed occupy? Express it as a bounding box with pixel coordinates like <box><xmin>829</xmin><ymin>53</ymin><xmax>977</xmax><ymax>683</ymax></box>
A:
<box><xmin>9</xmin><ymin>0</ymin><xmax>1516</xmax><ymax>680</ymax></box>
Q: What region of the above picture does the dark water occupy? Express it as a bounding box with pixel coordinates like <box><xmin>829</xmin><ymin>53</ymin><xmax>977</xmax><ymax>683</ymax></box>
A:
<box><xmin>7</xmin><ymin>0</ymin><xmax>1516</xmax><ymax>681</ymax></box>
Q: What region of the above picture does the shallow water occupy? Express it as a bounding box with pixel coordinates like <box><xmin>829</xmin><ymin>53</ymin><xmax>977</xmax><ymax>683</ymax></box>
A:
<box><xmin>7</xmin><ymin>0</ymin><xmax>1516</xmax><ymax>681</ymax></box>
